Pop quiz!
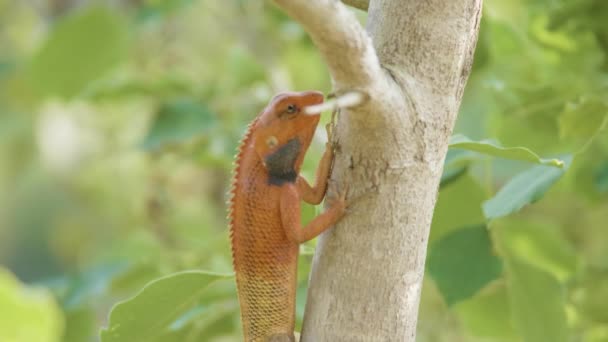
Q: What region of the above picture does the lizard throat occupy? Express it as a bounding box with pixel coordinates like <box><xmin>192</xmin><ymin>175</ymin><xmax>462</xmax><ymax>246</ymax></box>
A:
<box><xmin>265</xmin><ymin>138</ymin><xmax>301</xmax><ymax>185</ymax></box>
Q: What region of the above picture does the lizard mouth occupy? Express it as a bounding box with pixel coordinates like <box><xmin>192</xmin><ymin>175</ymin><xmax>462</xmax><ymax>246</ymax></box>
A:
<box><xmin>301</xmin><ymin>92</ymin><xmax>324</xmax><ymax>116</ymax></box>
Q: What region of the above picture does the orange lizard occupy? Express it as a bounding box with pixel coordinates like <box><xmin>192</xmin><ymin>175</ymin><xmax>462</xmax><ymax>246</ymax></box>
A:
<box><xmin>229</xmin><ymin>90</ymin><xmax>347</xmax><ymax>342</ymax></box>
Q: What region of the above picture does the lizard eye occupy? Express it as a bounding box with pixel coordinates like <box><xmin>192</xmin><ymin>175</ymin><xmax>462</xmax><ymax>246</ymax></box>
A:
<box><xmin>286</xmin><ymin>104</ymin><xmax>297</xmax><ymax>114</ymax></box>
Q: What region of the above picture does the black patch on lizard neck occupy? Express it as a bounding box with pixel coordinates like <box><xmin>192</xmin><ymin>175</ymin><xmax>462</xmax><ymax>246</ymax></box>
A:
<box><xmin>265</xmin><ymin>138</ymin><xmax>301</xmax><ymax>185</ymax></box>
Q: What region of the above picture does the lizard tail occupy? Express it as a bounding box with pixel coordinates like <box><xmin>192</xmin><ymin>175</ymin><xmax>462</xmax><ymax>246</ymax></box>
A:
<box><xmin>267</xmin><ymin>333</ymin><xmax>296</xmax><ymax>342</ymax></box>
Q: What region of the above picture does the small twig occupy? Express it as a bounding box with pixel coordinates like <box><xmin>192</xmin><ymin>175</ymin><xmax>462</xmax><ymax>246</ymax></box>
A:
<box><xmin>304</xmin><ymin>91</ymin><xmax>368</xmax><ymax>115</ymax></box>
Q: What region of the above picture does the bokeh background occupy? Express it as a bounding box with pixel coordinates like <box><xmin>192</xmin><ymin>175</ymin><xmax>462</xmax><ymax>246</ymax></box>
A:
<box><xmin>1</xmin><ymin>0</ymin><xmax>607</xmax><ymax>341</ymax></box>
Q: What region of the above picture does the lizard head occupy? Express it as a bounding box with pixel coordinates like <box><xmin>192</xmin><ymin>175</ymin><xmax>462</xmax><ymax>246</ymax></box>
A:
<box><xmin>253</xmin><ymin>90</ymin><xmax>324</xmax><ymax>184</ymax></box>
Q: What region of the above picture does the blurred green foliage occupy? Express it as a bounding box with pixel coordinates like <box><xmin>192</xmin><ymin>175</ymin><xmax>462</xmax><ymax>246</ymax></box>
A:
<box><xmin>0</xmin><ymin>268</ymin><xmax>64</xmax><ymax>341</ymax></box>
<box><xmin>0</xmin><ymin>0</ymin><xmax>607</xmax><ymax>341</ymax></box>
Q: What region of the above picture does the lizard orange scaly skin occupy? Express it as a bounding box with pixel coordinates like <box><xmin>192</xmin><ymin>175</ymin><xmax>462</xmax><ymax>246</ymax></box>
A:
<box><xmin>229</xmin><ymin>91</ymin><xmax>347</xmax><ymax>342</ymax></box>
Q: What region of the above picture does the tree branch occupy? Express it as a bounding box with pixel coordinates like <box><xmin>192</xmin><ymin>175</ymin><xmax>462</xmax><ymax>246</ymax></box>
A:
<box><xmin>297</xmin><ymin>1</ymin><xmax>483</xmax><ymax>341</ymax></box>
<box><xmin>272</xmin><ymin>0</ymin><xmax>382</xmax><ymax>88</ymax></box>
<box><xmin>341</xmin><ymin>0</ymin><xmax>369</xmax><ymax>11</ymax></box>
<box><xmin>269</xmin><ymin>0</ymin><xmax>483</xmax><ymax>341</ymax></box>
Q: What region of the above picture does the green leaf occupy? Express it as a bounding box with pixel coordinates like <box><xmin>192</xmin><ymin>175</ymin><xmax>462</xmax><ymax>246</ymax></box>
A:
<box><xmin>101</xmin><ymin>270</ymin><xmax>232</xmax><ymax>342</ymax></box>
<box><xmin>449</xmin><ymin>134</ymin><xmax>564</xmax><ymax>167</ymax></box>
<box><xmin>160</xmin><ymin>279</ymin><xmax>239</xmax><ymax>341</ymax></box>
<box><xmin>28</xmin><ymin>6</ymin><xmax>129</xmax><ymax>98</ymax></box>
<box><xmin>506</xmin><ymin>259</ymin><xmax>569</xmax><ymax>342</ymax></box>
<box><xmin>0</xmin><ymin>268</ymin><xmax>64</xmax><ymax>342</ymax></box>
<box><xmin>427</xmin><ymin>225</ymin><xmax>503</xmax><ymax>306</ymax></box>
<box><xmin>483</xmin><ymin>156</ymin><xmax>572</xmax><ymax>219</ymax></box>
<box><xmin>109</xmin><ymin>262</ymin><xmax>164</xmax><ymax>296</ymax></box>
<box><xmin>141</xmin><ymin>99</ymin><xmax>218</xmax><ymax>151</ymax></box>
<box><xmin>431</xmin><ymin>174</ymin><xmax>486</xmax><ymax>243</ymax></box>
<box><xmin>558</xmin><ymin>96</ymin><xmax>608</xmax><ymax>141</ymax></box>
<box><xmin>455</xmin><ymin>283</ymin><xmax>517</xmax><ymax>340</ymax></box>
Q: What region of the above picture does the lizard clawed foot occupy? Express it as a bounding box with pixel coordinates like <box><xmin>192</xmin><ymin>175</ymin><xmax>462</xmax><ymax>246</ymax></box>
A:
<box><xmin>325</xmin><ymin>122</ymin><xmax>333</xmax><ymax>147</ymax></box>
<box><xmin>324</xmin><ymin>95</ymin><xmax>339</xmax><ymax>150</ymax></box>
<box><xmin>326</xmin><ymin>181</ymin><xmax>349</xmax><ymax>218</ymax></box>
<box><xmin>324</xmin><ymin>116</ymin><xmax>338</xmax><ymax>150</ymax></box>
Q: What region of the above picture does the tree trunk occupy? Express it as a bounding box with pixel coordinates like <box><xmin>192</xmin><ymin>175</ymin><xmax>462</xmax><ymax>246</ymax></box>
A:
<box><xmin>272</xmin><ymin>0</ymin><xmax>483</xmax><ymax>340</ymax></box>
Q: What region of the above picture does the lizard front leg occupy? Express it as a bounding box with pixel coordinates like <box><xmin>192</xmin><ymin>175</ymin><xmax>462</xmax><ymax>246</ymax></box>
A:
<box><xmin>296</xmin><ymin>122</ymin><xmax>336</xmax><ymax>205</ymax></box>
<box><xmin>280</xmin><ymin>183</ymin><xmax>347</xmax><ymax>244</ymax></box>
<box><xmin>296</xmin><ymin>143</ymin><xmax>333</xmax><ymax>205</ymax></box>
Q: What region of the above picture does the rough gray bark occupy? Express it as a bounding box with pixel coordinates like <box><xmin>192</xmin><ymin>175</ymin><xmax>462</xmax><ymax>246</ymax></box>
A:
<box><xmin>272</xmin><ymin>0</ymin><xmax>483</xmax><ymax>340</ymax></box>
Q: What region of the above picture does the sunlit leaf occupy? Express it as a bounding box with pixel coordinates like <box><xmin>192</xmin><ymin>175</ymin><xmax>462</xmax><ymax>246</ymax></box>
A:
<box><xmin>427</xmin><ymin>225</ymin><xmax>503</xmax><ymax>306</ymax></box>
<box><xmin>0</xmin><ymin>268</ymin><xmax>64</xmax><ymax>342</ymax></box>
<box><xmin>584</xmin><ymin>326</ymin><xmax>608</xmax><ymax>342</ymax></box>
<box><xmin>558</xmin><ymin>96</ymin><xmax>608</xmax><ymax>143</ymax></box>
<box><xmin>495</xmin><ymin>219</ymin><xmax>579</xmax><ymax>282</ymax></box>
<box><xmin>483</xmin><ymin>156</ymin><xmax>572</xmax><ymax>219</ymax></box>
<box><xmin>455</xmin><ymin>283</ymin><xmax>517</xmax><ymax>340</ymax></box>
<box><xmin>531</xmin><ymin>16</ymin><xmax>576</xmax><ymax>52</ymax></box>
<box><xmin>28</xmin><ymin>6</ymin><xmax>128</xmax><ymax>98</ymax></box>
<box><xmin>449</xmin><ymin>134</ymin><xmax>564</xmax><ymax>167</ymax></box>
<box><xmin>570</xmin><ymin>267</ymin><xmax>608</xmax><ymax>324</ymax></box>
<box><xmin>506</xmin><ymin>259</ymin><xmax>569</xmax><ymax>342</ymax></box>
<box><xmin>101</xmin><ymin>271</ymin><xmax>232</xmax><ymax>342</ymax></box>
<box><xmin>493</xmin><ymin>107</ymin><xmax>564</xmax><ymax>156</ymax></box>
<box><xmin>109</xmin><ymin>262</ymin><xmax>163</xmax><ymax>296</ymax></box>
